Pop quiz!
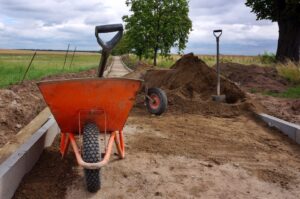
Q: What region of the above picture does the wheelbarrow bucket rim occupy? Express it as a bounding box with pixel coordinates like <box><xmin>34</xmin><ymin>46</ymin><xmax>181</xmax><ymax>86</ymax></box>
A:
<box><xmin>37</xmin><ymin>77</ymin><xmax>143</xmax><ymax>134</ymax></box>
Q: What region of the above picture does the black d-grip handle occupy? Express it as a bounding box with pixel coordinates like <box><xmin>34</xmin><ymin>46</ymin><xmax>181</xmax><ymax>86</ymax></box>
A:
<box><xmin>95</xmin><ymin>24</ymin><xmax>123</xmax><ymax>51</ymax></box>
<box><xmin>213</xmin><ymin>29</ymin><xmax>222</xmax><ymax>38</ymax></box>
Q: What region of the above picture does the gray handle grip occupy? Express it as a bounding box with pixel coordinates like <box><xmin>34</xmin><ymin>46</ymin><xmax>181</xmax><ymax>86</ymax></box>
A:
<box><xmin>95</xmin><ymin>24</ymin><xmax>123</xmax><ymax>51</ymax></box>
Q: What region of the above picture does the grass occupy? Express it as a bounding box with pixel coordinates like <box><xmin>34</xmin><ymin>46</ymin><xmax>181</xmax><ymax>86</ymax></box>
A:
<box><xmin>122</xmin><ymin>54</ymin><xmax>178</xmax><ymax>68</ymax></box>
<box><xmin>0</xmin><ymin>50</ymin><xmax>101</xmax><ymax>88</ymax></box>
<box><xmin>277</xmin><ymin>60</ymin><xmax>300</xmax><ymax>85</ymax></box>
<box><xmin>123</xmin><ymin>53</ymin><xmax>276</xmax><ymax>68</ymax></box>
<box><xmin>265</xmin><ymin>86</ymin><xmax>300</xmax><ymax>99</ymax></box>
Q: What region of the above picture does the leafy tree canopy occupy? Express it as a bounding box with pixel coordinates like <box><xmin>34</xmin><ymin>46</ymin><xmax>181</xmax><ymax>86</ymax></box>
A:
<box><xmin>246</xmin><ymin>0</ymin><xmax>300</xmax><ymax>23</ymax></box>
<box><xmin>123</xmin><ymin>0</ymin><xmax>192</xmax><ymax>65</ymax></box>
<box><xmin>246</xmin><ymin>0</ymin><xmax>300</xmax><ymax>61</ymax></box>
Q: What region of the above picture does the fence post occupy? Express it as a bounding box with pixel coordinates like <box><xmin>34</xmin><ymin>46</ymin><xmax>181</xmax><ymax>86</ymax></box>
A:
<box><xmin>20</xmin><ymin>51</ymin><xmax>37</xmax><ymax>84</ymax></box>
<box><xmin>63</xmin><ymin>44</ymin><xmax>70</xmax><ymax>70</ymax></box>
<box><xmin>69</xmin><ymin>47</ymin><xmax>77</xmax><ymax>69</ymax></box>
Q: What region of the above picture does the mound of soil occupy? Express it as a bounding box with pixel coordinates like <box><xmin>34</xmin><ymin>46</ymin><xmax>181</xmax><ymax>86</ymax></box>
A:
<box><xmin>0</xmin><ymin>69</ymin><xmax>97</xmax><ymax>148</ymax></box>
<box><xmin>0</xmin><ymin>81</ymin><xmax>45</xmax><ymax>147</ymax></box>
<box><xmin>143</xmin><ymin>53</ymin><xmax>251</xmax><ymax>117</ymax></box>
<box><xmin>217</xmin><ymin>62</ymin><xmax>288</xmax><ymax>92</ymax></box>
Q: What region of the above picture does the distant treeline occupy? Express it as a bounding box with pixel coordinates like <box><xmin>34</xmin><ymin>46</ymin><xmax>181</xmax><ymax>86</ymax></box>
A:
<box><xmin>18</xmin><ymin>49</ymin><xmax>101</xmax><ymax>53</ymax></box>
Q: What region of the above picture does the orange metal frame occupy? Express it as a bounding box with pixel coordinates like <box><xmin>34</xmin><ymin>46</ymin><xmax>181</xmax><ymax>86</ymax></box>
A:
<box><xmin>38</xmin><ymin>78</ymin><xmax>142</xmax><ymax>169</ymax></box>
<box><xmin>59</xmin><ymin>130</ymin><xmax>125</xmax><ymax>169</ymax></box>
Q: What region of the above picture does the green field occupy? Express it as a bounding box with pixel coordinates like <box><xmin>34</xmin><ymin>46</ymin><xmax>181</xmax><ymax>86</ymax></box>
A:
<box><xmin>122</xmin><ymin>53</ymin><xmax>275</xmax><ymax>68</ymax></box>
<box><xmin>1</xmin><ymin>50</ymin><xmax>299</xmax><ymax>98</ymax></box>
<box><xmin>0</xmin><ymin>50</ymin><xmax>100</xmax><ymax>88</ymax></box>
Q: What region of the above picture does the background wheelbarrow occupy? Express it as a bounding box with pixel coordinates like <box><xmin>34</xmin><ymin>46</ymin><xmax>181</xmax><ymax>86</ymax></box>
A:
<box><xmin>94</xmin><ymin>24</ymin><xmax>168</xmax><ymax>116</ymax></box>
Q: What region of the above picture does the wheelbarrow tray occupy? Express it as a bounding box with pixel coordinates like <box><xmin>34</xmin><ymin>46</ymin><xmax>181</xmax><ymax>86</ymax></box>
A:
<box><xmin>38</xmin><ymin>78</ymin><xmax>142</xmax><ymax>134</ymax></box>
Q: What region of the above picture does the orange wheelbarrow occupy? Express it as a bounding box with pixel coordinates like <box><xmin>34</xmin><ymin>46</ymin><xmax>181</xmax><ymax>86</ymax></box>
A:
<box><xmin>38</xmin><ymin>78</ymin><xmax>142</xmax><ymax>192</ymax></box>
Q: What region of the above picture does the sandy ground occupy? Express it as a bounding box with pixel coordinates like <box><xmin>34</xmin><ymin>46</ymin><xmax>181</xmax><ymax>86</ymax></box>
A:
<box><xmin>62</xmin><ymin>108</ymin><xmax>300</xmax><ymax>199</ymax></box>
<box><xmin>12</xmin><ymin>56</ymin><xmax>300</xmax><ymax>198</ymax></box>
<box><xmin>249</xmin><ymin>93</ymin><xmax>300</xmax><ymax>125</ymax></box>
<box><xmin>15</xmin><ymin>108</ymin><xmax>300</xmax><ymax>199</ymax></box>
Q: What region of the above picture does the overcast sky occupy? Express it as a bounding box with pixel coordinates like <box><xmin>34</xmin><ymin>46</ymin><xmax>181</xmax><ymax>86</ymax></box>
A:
<box><xmin>0</xmin><ymin>0</ymin><xmax>278</xmax><ymax>55</ymax></box>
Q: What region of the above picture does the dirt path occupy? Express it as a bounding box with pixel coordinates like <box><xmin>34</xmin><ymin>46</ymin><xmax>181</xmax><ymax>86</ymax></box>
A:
<box><xmin>63</xmin><ymin>109</ymin><xmax>300</xmax><ymax>199</ymax></box>
<box><xmin>106</xmin><ymin>56</ymin><xmax>130</xmax><ymax>77</ymax></box>
<box><xmin>13</xmin><ymin>56</ymin><xmax>300</xmax><ymax>199</ymax></box>
<box><xmin>64</xmin><ymin>57</ymin><xmax>300</xmax><ymax>198</ymax></box>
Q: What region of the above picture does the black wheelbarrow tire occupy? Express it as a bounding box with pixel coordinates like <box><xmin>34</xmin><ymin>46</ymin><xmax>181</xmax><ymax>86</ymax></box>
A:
<box><xmin>82</xmin><ymin>123</ymin><xmax>101</xmax><ymax>192</ymax></box>
<box><xmin>146</xmin><ymin>87</ymin><xmax>168</xmax><ymax>115</ymax></box>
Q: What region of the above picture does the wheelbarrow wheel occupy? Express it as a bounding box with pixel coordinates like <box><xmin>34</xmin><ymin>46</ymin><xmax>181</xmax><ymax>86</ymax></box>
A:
<box><xmin>146</xmin><ymin>87</ymin><xmax>168</xmax><ymax>115</ymax></box>
<box><xmin>82</xmin><ymin>123</ymin><xmax>101</xmax><ymax>192</ymax></box>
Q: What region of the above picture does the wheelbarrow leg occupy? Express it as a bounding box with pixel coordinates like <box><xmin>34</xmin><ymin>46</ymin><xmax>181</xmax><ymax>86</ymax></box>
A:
<box><xmin>114</xmin><ymin>130</ymin><xmax>125</xmax><ymax>159</ymax></box>
<box><xmin>60</xmin><ymin>133</ymin><xmax>70</xmax><ymax>158</ymax></box>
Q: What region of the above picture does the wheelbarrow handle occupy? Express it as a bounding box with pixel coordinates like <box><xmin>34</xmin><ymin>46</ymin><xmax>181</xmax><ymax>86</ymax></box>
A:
<box><xmin>95</xmin><ymin>24</ymin><xmax>124</xmax><ymax>51</ymax></box>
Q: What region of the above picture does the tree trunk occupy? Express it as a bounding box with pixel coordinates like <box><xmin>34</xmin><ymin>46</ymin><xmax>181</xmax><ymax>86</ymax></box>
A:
<box><xmin>276</xmin><ymin>19</ymin><xmax>300</xmax><ymax>62</ymax></box>
<box><xmin>153</xmin><ymin>48</ymin><xmax>158</xmax><ymax>66</ymax></box>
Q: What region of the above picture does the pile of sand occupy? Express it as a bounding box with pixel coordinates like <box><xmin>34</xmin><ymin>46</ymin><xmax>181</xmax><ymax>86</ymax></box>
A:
<box><xmin>217</xmin><ymin>62</ymin><xmax>288</xmax><ymax>92</ymax></box>
<box><xmin>141</xmin><ymin>53</ymin><xmax>254</xmax><ymax>117</ymax></box>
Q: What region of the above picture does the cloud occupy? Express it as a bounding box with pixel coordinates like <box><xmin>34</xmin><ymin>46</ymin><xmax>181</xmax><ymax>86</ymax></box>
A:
<box><xmin>0</xmin><ymin>22</ymin><xmax>4</xmax><ymax>30</ymax></box>
<box><xmin>0</xmin><ymin>0</ymin><xmax>278</xmax><ymax>54</ymax></box>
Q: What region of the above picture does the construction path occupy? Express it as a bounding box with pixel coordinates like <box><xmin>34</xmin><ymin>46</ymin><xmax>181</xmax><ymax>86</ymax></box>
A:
<box><xmin>14</xmin><ymin>55</ymin><xmax>300</xmax><ymax>199</ymax></box>
<box><xmin>106</xmin><ymin>56</ymin><xmax>130</xmax><ymax>77</ymax></box>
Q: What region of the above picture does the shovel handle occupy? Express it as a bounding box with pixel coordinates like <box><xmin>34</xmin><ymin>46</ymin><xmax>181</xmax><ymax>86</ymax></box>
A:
<box><xmin>95</xmin><ymin>24</ymin><xmax>123</xmax><ymax>51</ymax></box>
<box><xmin>213</xmin><ymin>29</ymin><xmax>222</xmax><ymax>38</ymax></box>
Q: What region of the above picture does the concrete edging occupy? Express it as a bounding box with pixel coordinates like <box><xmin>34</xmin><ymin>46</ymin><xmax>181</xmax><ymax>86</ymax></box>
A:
<box><xmin>0</xmin><ymin>116</ymin><xmax>59</xmax><ymax>199</ymax></box>
<box><xmin>120</xmin><ymin>56</ymin><xmax>133</xmax><ymax>72</ymax></box>
<box><xmin>259</xmin><ymin>113</ymin><xmax>300</xmax><ymax>144</ymax></box>
<box><xmin>103</xmin><ymin>57</ymin><xmax>114</xmax><ymax>77</ymax></box>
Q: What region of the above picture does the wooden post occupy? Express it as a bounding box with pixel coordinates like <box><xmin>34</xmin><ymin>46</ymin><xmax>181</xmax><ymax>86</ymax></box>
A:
<box><xmin>69</xmin><ymin>47</ymin><xmax>77</xmax><ymax>69</ymax></box>
<box><xmin>20</xmin><ymin>51</ymin><xmax>37</xmax><ymax>84</ymax></box>
<box><xmin>63</xmin><ymin>44</ymin><xmax>70</xmax><ymax>70</ymax></box>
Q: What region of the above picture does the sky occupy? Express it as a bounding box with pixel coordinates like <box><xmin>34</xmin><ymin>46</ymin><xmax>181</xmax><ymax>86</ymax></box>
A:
<box><xmin>0</xmin><ymin>0</ymin><xmax>279</xmax><ymax>55</ymax></box>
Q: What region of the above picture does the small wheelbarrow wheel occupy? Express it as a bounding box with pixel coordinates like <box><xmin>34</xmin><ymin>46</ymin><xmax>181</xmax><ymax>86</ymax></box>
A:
<box><xmin>82</xmin><ymin>123</ymin><xmax>101</xmax><ymax>192</ymax></box>
<box><xmin>146</xmin><ymin>87</ymin><xmax>168</xmax><ymax>115</ymax></box>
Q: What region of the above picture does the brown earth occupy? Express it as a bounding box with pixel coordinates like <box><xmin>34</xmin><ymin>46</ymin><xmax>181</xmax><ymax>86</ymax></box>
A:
<box><xmin>217</xmin><ymin>62</ymin><xmax>289</xmax><ymax>93</ymax></box>
<box><xmin>250</xmin><ymin>93</ymin><xmax>300</xmax><ymax>124</ymax></box>
<box><xmin>0</xmin><ymin>69</ymin><xmax>97</xmax><ymax>148</ymax></box>
<box><xmin>138</xmin><ymin>53</ymin><xmax>261</xmax><ymax>118</ymax></box>
<box><xmin>0</xmin><ymin>81</ymin><xmax>45</xmax><ymax>147</ymax></box>
<box><xmin>14</xmin><ymin>108</ymin><xmax>300</xmax><ymax>199</ymax></box>
<box><xmin>13</xmin><ymin>136</ymin><xmax>78</xmax><ymax>199</ymax></box>
<box><xmin>5</xmin><ymin>55</ymin><xmax>300</xmax><ymax>198</ymax></box>
<box><xmin>215</xmin><ymin>62</ymin><xmax>299</xmax><ymax>124</ymax></box>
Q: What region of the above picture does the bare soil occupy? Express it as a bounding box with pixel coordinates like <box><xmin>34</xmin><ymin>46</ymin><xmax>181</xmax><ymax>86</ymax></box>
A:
<box><xmin>0</xmin><ymin>81</ymin><xmax>45</xmax><ymax>147</ymax></box>
<box><xmin>5</xmin><ymin>55</ymin><xmax>300</xmax><ymax>198</ymax></box>
<box><xmin>250</xmin><ymin>93</ymin><xmax>300</xmax><ymax>124</ymax></box>
<box><xmin>216</xmin><ymin>62</ymin><xmax>299</xmax><ymax>124</ymax></box>
<box><xmin>135</xmin><ymin>54</ymin><xmax>257</xmax><ymax>118</ymax></box>
<box><xmin>13</xmin><ymin>137</ymin><xmax>78</xmax><ymax>199</ymax></box>
<box><xmin>217</xmin><ymin>62</ymin><xmax>289</xmax><ymax>93</ymax></box>
<box><xmin>14</xmin><ymin>108</ymin><xmax>300</xmax><ymax>199</ymax></box>
<box><xmin>0</xmin><ymin>69</ymin><xmax>97</xmax><ymax>148</ymax></box>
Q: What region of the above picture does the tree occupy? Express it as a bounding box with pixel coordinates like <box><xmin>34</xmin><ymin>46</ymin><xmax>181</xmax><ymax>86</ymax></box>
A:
<box><xmin>123</xmin><ymin>0</ymin><xmax>192</xmax><ymax>65</ymax></box>
<box><xmin>112</xmin><ymin>33</ymin><xmax>131</xmax><ymax>55</ymax></box>
<box><xmin>246</xmin><ymin>0</ymin><xmax>300</xmax><ymax>62</ymax></box>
